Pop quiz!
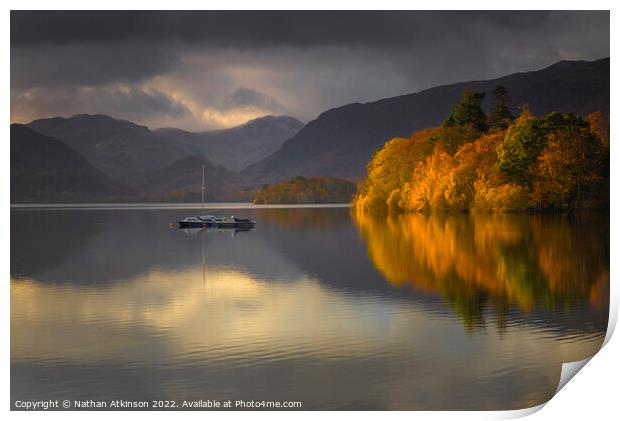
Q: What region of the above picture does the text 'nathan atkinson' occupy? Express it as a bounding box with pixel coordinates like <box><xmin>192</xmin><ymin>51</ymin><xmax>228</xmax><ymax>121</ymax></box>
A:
<box><xmin>15</xmin><ymin>399</ymin><xmax>303</xmax><ymax>410</ymax></box>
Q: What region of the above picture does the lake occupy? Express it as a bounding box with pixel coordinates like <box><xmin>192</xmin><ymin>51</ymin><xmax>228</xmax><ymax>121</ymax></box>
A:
<box><xmin>10</xmin><ymin>206</ymin><xmax>609</xmax><ymax>410</ymax></box>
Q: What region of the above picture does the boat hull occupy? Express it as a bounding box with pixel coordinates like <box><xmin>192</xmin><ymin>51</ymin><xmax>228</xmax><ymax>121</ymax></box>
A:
<box><xmin>178</xmin><ymin>221</ymin><xmax>216</xmax><ymax>228</ymax></box>
<box><xmin>178</xmin><ymin>222</ymin><xmax>203</xmax><ymax>228</ymax></box>
<box><xmin>178</xmin><ymin>220</ymin><xmax>255</xmax><ymax>229</ymax></box>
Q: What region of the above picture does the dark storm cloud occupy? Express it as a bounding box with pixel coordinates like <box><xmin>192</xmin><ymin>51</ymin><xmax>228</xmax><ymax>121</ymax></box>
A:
<box><xmin>222</xmin><ymin>88</ymin><xmax>288</xmax><ymax>113</ymax></box>
<box><xmin>11</xmin><ymin>10</ymin><xmax>557</xmax><ymax>47</ymax></box>
<box><xmin>10</xmin><ymin>10</ymin><xmax>610</xmax><ymax>130</ymax></box>
<box><xmin>11</xmin><ymin>85</ymin><xmax>190</xmax><ymax>125</ymax></box>
<box><xmin>11</xmin><ymin>43</ymin><xmax>179</xmax><ymax>89</ymax></box>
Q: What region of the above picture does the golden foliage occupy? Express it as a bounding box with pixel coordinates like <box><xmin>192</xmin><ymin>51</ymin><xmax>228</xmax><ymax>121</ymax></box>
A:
<box><xmin>353</xmin><ymin>128</ymin><xmax>439</xmax><ymax>212</ymax></box>
<box><xmin>254</xmin><ymin>176</ymin><xmax>356</xmax><ymax>204</ymax></box>
<box><xmin>353</xmin><ymin>110</ymin><xmax>609</xmax><ymax>213</ymax></box>
<box><xmin>473</xmin><ymin>178</ymin><xmax>529</xmax><ymax>212</ymax></box>
<box><xmin>530</xmin><ymin>129</ymin><xmax>606</xmax><ymax>210</ymax></box>
<box><xmin>399</xmin><ymin>144</ymin><xmax>455</xmax><ymax>212</ymax></box>
<box><xmin>586</xmin><ymin>111</ymin><xmax>610</xmax><ymax>148</ymax></box>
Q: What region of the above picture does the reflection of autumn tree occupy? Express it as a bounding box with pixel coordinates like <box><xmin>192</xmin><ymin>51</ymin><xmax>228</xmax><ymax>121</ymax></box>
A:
<box><xmin>530</xmin><ymin>215</ymin><xmax>609</xmax><ymax>308</ymax></box>
<box><xmin>352</xmin><ymin>211</ymin><xmax>608</xmax><ymax>330</ymax></box>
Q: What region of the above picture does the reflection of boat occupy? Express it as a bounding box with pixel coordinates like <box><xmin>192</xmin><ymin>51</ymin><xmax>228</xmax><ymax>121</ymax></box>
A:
<box><xmin>182</xmin><ymin>224</ymin><xmax>255</xmax><ymax>234</ymax></box>
<box><xmin>180</xmin><ymin>227</ymin><xmax>206</xmax><ymax>235</ymax></box>
<box><xmin>229</xmin><ymin>225</ymin><xmax>254</xmax><ymax>233</ymax></box>
<box><xmin>176</xmin><ymin>164</ymin><xmax>256</xmax><ymax>229</ymax></box>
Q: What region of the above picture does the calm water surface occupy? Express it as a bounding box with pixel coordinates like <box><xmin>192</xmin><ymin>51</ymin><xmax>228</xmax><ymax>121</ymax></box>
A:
<box><xmin>10</xmin><ymin>207</ymin><xmax>609</xmax><ymax>410</ymax></box>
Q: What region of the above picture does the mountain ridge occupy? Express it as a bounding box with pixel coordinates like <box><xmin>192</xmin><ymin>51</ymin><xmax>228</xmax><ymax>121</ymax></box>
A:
<box><xmin>241</xmin><ymin>57</ymin><xmax>609</xmax><ymax>183</ymax></box>
<box><xmin>28</xmin><ymin>113</ymin><xmax>194</xmax><ymax>187</ymax></box>
<box><xmin>155</xmin><ymin>115</ymin><xmax>304</xmax><ymax>171</ymax></box>
<box><xmin>11</xmin><ymin>124</ymin><xmax>126</xmax><ymax>203</ymax></box>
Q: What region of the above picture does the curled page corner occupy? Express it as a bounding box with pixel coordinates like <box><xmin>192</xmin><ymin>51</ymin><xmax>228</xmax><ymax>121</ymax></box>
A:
<box><xmin>501</xmin><ymin>358</ymin><xmax>595</xmax><ymax>419</ymax></box>
<box><xmin>497</xmin><ymin>402</ymin><xmax>547</xmax><ymax>419</ymax></box>
<box><xmin>603</xmin><ymin>283</ymin><xmax>617</xmax><ymax>347</ymax></box>
<box><xmin>555</xmin><ymin>357</ymin><xmax>593</xmax><ymax>395</ymax></box>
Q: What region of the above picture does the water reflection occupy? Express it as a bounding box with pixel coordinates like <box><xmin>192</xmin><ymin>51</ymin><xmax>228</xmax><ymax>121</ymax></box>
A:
<box><xmin>352</xmin><ymin>211</ymin><xmax>609</xmax><ymax>332</ymax></box>
<box><xmin>10</xmin><ymin>208</ymin><xmax>609</xmax><ymax>410</ymax></box>
<box><xmin>256</xmin><ymin>207</ymin><xmax>352</xmax><ymax>230</ymax></box>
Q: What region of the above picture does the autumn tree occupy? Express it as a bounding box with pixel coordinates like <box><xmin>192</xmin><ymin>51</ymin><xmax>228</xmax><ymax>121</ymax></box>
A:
<box><xmin>530</xmin><ymin>122</ymin><xmax>606</xmax><ymax>210</ymax></box>
<box><xmin>442</xmin><ymin>90</ymin><xmax>488</xmax><ymax>133</ymax></box>
<box><xmin>434</xmin><ymin>124</ymin><xmax>481</xmax><ymax>153</ymax></box>
<box><xmin>586</xmin><ymin>111</ymin><xmax>610</xmax><ymax>202</ymax></box>
<box><xmin>586</xmin><ymin>111</ymin><xmax>610</xmax><ymax>148</ymax></box>
<box><xmin>447</xmin><ymin>133</ymin><xmax>503</xmax><ymax>211</ymax></box>
<box><xmin>487</xmin><ymin>85</ymin><xmax>514</xmax><ymax>130</ymax></box>
<box><xmin>353</xmin><ymin>128</ymin><xmax>438</xmax><ymax>212</ymax></box>
<box><xmin>400</xmin><ymin>143</ymin><xmax>455</xmax><ymax>211</ymax></box>
<box><xmin>496</xmin><ymin>108</ymin><xmax>548</xmax><ymax>185</ymax></box>
<box><xmin>254</xmin><ymin>176</ymin><xmax>357</xmax><ymax>204</ymax></box>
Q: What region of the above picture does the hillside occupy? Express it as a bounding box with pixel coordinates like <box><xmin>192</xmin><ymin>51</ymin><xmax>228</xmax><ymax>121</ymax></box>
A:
<box><xmin>139</xmin><ymin>155</ymin><xmax>233</xmax><ymax>201</ymax></box>
<box><xmin>155</xmin><ymin>115</ymin><xmax>303</xmax><ymax>171</ymax></box>
<box><xmin>242</xmin><ymin>58</ymin><xmax>609</xmax><ymax>184</ymax></box>
<box><xmin>28</xmin><ymin>114</ymin><xmax>194</xmax><ymax>187</ymax></box>
<box><xmin>11</xmin><ymin>124</ymin><xmax>125</xmax><ymax>203</ymax></box>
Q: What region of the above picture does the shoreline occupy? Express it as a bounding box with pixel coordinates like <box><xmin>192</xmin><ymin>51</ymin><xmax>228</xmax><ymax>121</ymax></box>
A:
<box><xmin>10</xmin><ymin>202</ymin><xmax>352</xmax><ymax>210</ymax></box>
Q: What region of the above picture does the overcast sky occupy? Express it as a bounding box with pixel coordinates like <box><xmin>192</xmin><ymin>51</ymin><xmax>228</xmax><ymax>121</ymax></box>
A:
<box><xmin>10</xmin><ymin>11</ymin><xmax>609</xmax><ymax>131</ymax></box>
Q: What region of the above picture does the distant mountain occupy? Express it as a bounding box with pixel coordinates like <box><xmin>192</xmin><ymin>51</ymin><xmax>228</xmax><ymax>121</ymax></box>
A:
<box><xmin>140</xmin><ymin>155</ymin><xmax>233</xmax><ymax>201</ymax></box>
<box><xmin>155</xmin><ymin>115</ymin><xmax>304</xmax><ymax>171</ymax></box>
<box><xmin>241</xmin><ymin>57</ymin><xmax>609</xmax><ymax>183</ymax></box>
<box><xmin>28</xmin><ymin>114</ymin><xmax>194</xmax><ymax>187</ymax></box>
<box><xmin>11</xmin><ymin>124</ymin><xmax>124</xmax><ymax>203</ymax></box>
<box><xmin>24</xmin><ymin>114</ymin><xmax>236</xmax><ymax>201</ymax></box>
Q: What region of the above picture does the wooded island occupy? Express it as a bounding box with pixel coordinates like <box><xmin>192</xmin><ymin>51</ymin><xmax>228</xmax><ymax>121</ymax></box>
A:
<box><xmin>353</xmin><ymin>87</ymin><xmax>609</xmax><ymax>213</ymax></box>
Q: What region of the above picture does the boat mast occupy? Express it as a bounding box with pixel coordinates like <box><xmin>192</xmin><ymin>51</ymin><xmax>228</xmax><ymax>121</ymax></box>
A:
<box><xmin>201</xmin><ymin>164</ymin><xmax>205</xmax><ymax>216</ymax></box>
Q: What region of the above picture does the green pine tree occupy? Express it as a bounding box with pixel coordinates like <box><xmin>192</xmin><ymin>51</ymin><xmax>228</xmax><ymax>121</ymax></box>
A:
<box><xmin>442</xmin><ymin>89</ymin><xmax>488</xmax><ymax>132</ymax></box>
<box><xmin>488</xmin><ymin>85</ymin><xmax>514</xmax><ymax>130</ymax></box>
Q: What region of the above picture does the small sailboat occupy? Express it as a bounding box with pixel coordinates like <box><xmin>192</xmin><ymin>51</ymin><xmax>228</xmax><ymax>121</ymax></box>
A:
<box><xmin>177</xmin><ymin>164</ymin><xmax>216</xmax><ymax>228</ymax></box>
<box><xmin>177</xmin><ymin>165</ymin><xmax>256</xmax><ymax>229</ymax></box>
